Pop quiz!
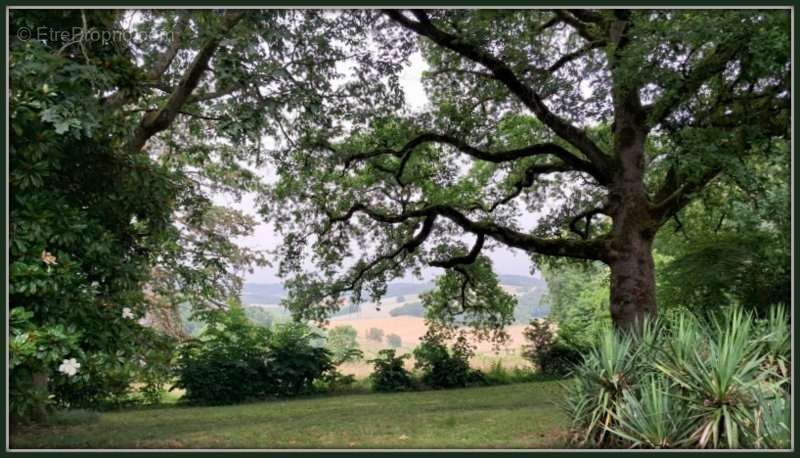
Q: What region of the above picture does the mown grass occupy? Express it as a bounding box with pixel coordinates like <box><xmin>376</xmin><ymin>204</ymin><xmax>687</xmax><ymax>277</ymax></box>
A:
<box><xmin>11</xmin><ymin>381</ymin><xmax>568</xmax><ymax>449</ymax></box>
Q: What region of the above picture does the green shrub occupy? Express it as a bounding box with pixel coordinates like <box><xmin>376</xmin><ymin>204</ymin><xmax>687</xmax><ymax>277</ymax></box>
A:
<box><xmin>564</xmin><ymin>305</ymin><xmax>790</xmax><ymax>449</ymax></box>
<box><xmin>481</xmin><ymin>361</ymin><xmax>539</xmax><ymax>386</ymax></box>
<box><xmin>607</xmin><ymin>376</ymin><xmax>694</xmax><ymax>448</ymax></box>
<box><xmin>521</xmin><ymin>319</ymin><xmax>583</xmax><ymax>377</ymax></box>
<box><xmin>9</xmin><ymin>307</ymin><xmax>81</xmax><ymax>422</ymax></box>
<box><xmin>752</xmin><ymin>392</ymin><xmax>791</xmax><ymax>449</ymax></box>
<box><xmin>369</xmin><ymin>349</ymin><xmax>414</xmax><ymax>392</ymax></box>
<box><xmin>537</xmin><ymin>343</ymin><xmax>584</xmax><ymax>377</ymax></box>
<box><xmin>413</xmin><ymin>335</ymin><xmax>482</xmax><ymax>389</ymax></box>
<box><xmin>314</xmin><ymin>370</ymin><xmax>358</xmax><ymax>393</ymax></box>
<box><xmin>266</xmin><ymin>322</ymin><xmax>335</xmax><ymax>397</ymax></box>
<box><xmin>565</xmin><ymin>325</ymin><xmax>642</xmax><ymax>446</ymax></box>
<box><xmin>173</xmin><ymin>305</ymin><xmax>335</xmax><ymax>405</ymax></box>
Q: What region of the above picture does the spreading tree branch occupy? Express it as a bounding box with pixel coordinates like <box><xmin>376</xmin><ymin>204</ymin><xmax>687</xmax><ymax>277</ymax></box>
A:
<box><xmin>646</xmin><ymin>37</ymin><xmax>742</xmax><ymax>128</ymax></box>
<box><xmin>340</xmin><ymin>132</ymin><xmax>603</xmax><ymax>182</ymax></box>
<box><xmin>430</xmin><ymin>234</ymin><xmax>485</xmax><ymax>268</ymax></box>
<box><xmin>126</xmin><ymin>11</ymin><xmax>244</xmax><ymax>152</ymax></box>
<box><xmin>651</xmin><ymin>166</ymin><xmax>722</xmax><ymax>223</ymax></box>
<box><xmin>384</xmin><ymin>9</ymin><xmax>611</xmax><ymax>182</ymax></box>
<box><xmin>569</xmin><ymin>207</ymin><xmax>607</xmax><ymax>240</ymax></box>
<box><xmin>330</xmin><ymin>203</ymin><xmax>608</xmax><ymax>261</ymax></box>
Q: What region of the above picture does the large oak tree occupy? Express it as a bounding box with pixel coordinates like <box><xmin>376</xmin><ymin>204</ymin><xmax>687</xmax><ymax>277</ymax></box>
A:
<box><xmin>263</xmin><ymin>9</ymin><xmax>790</xmax><ymax>331</ymax></box>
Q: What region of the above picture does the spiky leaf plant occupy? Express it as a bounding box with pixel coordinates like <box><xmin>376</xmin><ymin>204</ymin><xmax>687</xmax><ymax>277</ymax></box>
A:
<box><xmin>564</xmin><ymin>326</ymin><xmax>643</xmax><ymax>446</ymax></box>
<box><xmin>565</xmin><ymin>305</ymin><xmax>790</xmax><ymax>449</ymax></box>
<box><xmin>752</xmin><ymin>392</ymin><xmax>791</xmax><ymax>449</ymax></box>
<box><xmin>606</xmin><ymin>376</ymin><xmax>695</xmax><ymax>448</ymax></box>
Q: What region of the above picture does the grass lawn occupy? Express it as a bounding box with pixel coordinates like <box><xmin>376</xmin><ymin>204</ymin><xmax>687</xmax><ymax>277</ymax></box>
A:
<box><xmin>11</xmin><ymin>381</ymin><xmax>569</xmax><ymax>449</ymax></box>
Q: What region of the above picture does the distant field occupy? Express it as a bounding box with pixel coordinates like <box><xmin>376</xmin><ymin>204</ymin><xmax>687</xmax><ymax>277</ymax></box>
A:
<box><xmin>11</xmin><ymin>382</ymin><xmax>569</xmax><ymax>449</ymax></box>
<box><xmin>326</xmin><ymin>314</ymin><xmax>532</xmax><ymax>377</ymax></box>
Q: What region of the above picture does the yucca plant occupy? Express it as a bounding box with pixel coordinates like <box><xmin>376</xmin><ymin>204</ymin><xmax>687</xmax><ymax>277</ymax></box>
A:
<box><xmin>654</xmin><ymin>307</ymin><xmax>765</xmax><ymax>448</ymax></box>
<box><xmin>565</xmin><ymin>326</ymin><xmax>642</xmax><ymax>446</ymax></box>
<box><xmin>629</xmin><ymin>316</ymin><xmax>664</xmax><ymax>363</ymax></box>
<box><xmin>606</xmin><ymin>376</ymin><xmax>695</xmax><ymax>448</ymax></box>
<box><xmin>758</xmin><ymin>304</ymin><xmax>790</xmax><ymax>384</ymax></box>
<box><xmin>565</xmin><ymin>305</ymin><xmax>789</xmax><ymax>449</ymax></box>
<box><xmin>752</xmin><ymin>392</ymin><xmax>791</xmax><ymax>449</ymax></box>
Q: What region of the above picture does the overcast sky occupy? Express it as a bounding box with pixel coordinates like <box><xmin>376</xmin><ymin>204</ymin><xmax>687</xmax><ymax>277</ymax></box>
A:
<box><xmin>228</xmin><ymin>52</ymin><xmax>541</xmax><ymax>284</ymax></box>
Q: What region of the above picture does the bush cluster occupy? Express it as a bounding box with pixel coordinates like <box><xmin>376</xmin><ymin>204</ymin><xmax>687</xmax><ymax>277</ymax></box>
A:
<box><xmin>369</xmin><ymin>335</ymin><xmax>542</xmax><ymax>392</ymax></box>
<box><xmin>521</xmin><ymin>318</ymin><xmax>583</xmax><ymax>377</ymax></box>
<box><xmin>369</xmin><ymin>349</ymin><xmax>414</xmax><ymax>392</ymax></box>
<box><xmin>413</xmin><ymin>334</ymin><xmax>484</xmax><ymax>389</ymax></box>
<box><xmin>564</xmin><ymin>305</ymin><xmax>790</xmax><ymax>449</ymax></box>
<box><xmin>173</xmin><ymin>306</ymin><xmax>334</xmax><ymax>405</ymax></box>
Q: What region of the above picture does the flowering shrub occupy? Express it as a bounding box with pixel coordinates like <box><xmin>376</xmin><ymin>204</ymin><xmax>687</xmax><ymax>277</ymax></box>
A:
<box><xmin>10</xmin><ymin>307</ymin><xmax>80</xmax><ymax>422</ymax></box>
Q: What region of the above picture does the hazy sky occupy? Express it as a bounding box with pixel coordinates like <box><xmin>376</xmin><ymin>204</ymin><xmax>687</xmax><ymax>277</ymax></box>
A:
<box><xmin>229</xmin><ymin>52</ymin><xmax>541</xmax><ymax>284</ymax></box>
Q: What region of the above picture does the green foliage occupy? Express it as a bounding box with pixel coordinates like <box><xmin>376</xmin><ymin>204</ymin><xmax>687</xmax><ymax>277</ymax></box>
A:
<box><xmin>564</xmin><ymin>306</ymin><xmax>790</xmax><ymax>449</ymax></box>
<box><xmin>537</xmin><ymin>344</ymin><xmax>584</xmax><ymax>378</ymax></box>
<box><xmin>566</xmin><ymin>325</ymin><xmax>642</xmax><ymax>446</ymax></box>
<box><xmin>607</xmin><ymin>377</ymin><xmax>694</xmax><ymax>448</ymax></box>
<box><xmin>386</xmin><ymin>333</ymin><xmax>403</xmax><ymax>349</ymax></box>
<box><xmin>413</xmin><ymin>334</ymin><xmax>483</xmax><ymax>389</ymax></box>
<box><xmin>243</xmin><ymin>306</ymin><xmax>277</xmax><ymax>328</ymax></box>
<box><xmin>369</xmin><ymin>349</ymin><xmax>414</xmax><ymax>392</ymax></box>
<box><xmin>9</xmin><ymin>10</ymin><xmax>265</xmax><ymax>418</ymax></box>
<box><xmin>9</xmin><ymin>307</ymin><xmax>80</xmax><ymax>422</ymax></box>
<box><xmin>521</xmin><ymin>318</ymin><xmax>585</xmax><ymax>378</ymax></box>
<box><xmin>480</xmin><ymin>362</ymin><xmax>541</xmax><ymax>386</ymax></box>
<box><xmin>655</xmin><ymin>154</ymin><xmax>790</xmax><ymax>316</ymax></box>
<box><xmin>173</xmin><ymin>305</ymin><xmax>274</xmax><ymax>405</ymax></box>
<box><xmin>173</xmin><ymin>304</ymin><xmax>335</xmax><ymax>405</ymax></box>
<box><xmin>540</xmin><ymin>261</ymin><xmax>611</xmax><ymax>351</ymax></box>
<box><xmin>326</xmin><ymin>325</ymin><xmax>362</xmax><ymax>363</ymax></box>
<box><xmin>420</xmin><ymin>256</ymin><xmax>517</xmax><ymax>343</ymax></box>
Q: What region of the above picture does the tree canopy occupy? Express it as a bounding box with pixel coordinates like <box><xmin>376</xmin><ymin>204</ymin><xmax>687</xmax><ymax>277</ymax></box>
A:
<box><xmin>260</xmin><ymin>9</ymin><xmax>789</xmax><ymax>332</ymax></box>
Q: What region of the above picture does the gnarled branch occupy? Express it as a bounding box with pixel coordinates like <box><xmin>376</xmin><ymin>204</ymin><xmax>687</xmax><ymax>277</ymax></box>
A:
<box><xmin>126</xmin><ymin>11</ymin><xmax>244</xmax><ymax>152</ymax></box>
<box><xmin>341</xmin><ymin>132</ymin><xmax>603</xmax><ymax>182</ymax></box>
<box><xmin>645</xmin><ymin>38</ymin><xmax>742</xmax><ymax>129</ymax></box>
<box><xmin>430</xmin><ymin>233</ymin><xmax>485</xmax><ymax>268</ymax></box>
<box><xmin>330</xmin><ymin>202</ymin><xmax>608</xmax><ymax>261</ymax></box>
<box><xmin>651</xmin><ymin>166</ymin><xmax>722</xmax><ymax>224</ymax></box>
<box><xmin>384</xmin><ymin>9</ymin><xmax>611</xmax><ymax>182</ymax></box>
<box><xmin>568</xmin><ymin>207</ymin><xmax>607</xmax><ymax>240</ymax></box>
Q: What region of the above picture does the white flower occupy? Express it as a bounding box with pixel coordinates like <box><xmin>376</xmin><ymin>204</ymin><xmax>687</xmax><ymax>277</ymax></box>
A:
<box><xmin>122</xmin><ymin>307</ymin><xmax>135</xmax><ymax>319</ymax></box>
<box><xmin>138</xmin><ymin>358</ymin><xmax>146</xmax><ymax>367</ymax></box>
<box><xmin>58</xmin><ymin>358</ymin><xmax>80</xmax><ymax>377</ymax></box>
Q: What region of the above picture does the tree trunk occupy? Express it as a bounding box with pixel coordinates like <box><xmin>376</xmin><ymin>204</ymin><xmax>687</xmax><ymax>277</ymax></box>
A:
<box><xmin>608</xmin><ymin>234</ymin><xmax>657</xmax><ymax>330</ymax></box>
<box><xmin>607</xmin><ymin>103</ymin><xmax>657</xmax><ymax>331</ymax></box>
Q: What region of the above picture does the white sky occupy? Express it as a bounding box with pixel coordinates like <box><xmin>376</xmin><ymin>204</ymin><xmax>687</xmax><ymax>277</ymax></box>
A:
<box><xmin>230</xmin><ymin>52</ymin><xmax>539</xmax><ymax>284</ymax></box>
